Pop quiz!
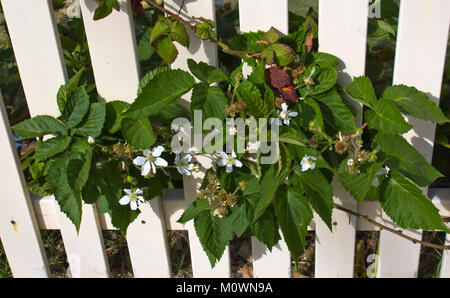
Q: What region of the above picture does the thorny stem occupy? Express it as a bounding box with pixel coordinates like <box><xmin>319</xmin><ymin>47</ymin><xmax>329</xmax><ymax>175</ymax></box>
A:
<box><xmin>144</xmin><ymin>0</ymin><xmax>251</xmax><ymax>57</ymax></box>
<box><xmin>334</xmin><ymin>204</ymin><xmax>450</xmax><ymax>251</ymax></box>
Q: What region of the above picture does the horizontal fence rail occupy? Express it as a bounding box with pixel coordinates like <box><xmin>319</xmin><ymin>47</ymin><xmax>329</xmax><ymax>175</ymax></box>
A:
<box><xmin>0</xmin><ymin>0</ymin><xmax>449</xmax><ymax>278</ymax></box>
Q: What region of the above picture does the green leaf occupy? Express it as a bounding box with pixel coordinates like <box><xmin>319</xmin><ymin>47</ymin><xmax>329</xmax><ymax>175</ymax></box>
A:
<box><xmin>249</xmin><ymin>205</ymin><xmax>281</xmax><ymax>251</ymax></box>
<box><xmin>337</xmin><ymin>158</ymin><xmax>384</xmax><ymax>203</ymax></box>
<box><xmin>313</xmin><ymin>91</ymin><xmax>356</xmax><ymax>132</ymax></box>
<box><xmin>365</xmin><ymin>98</ymin><xmax>413</xmax><ymax>134</ymax></box>
<box><xmin>187</xmin><ymin>59</ymin><xmax>228</xmax><ymax>84</ymax></box>
<box><xmin>252</xmin><ymin>166</ymin><xmax>277</xmax><ymax>222</ymax></box>
<box><xmin>137</xmin><ymin>66</ymin><xmax>171</xmax><ymax>96</ymax></box>
<box><xmin>236</xmin><ymin>80</ymin><xmax>273</xmax><ymax>118</ymax></box>
<box><xmin>12</xmin><ymin>115</ymin><xmax>67</xmax><ymax>139</ymax></box>
<box><xmin>294</xmin><ymin>168</ymin><xmax>333</xmax><ymax>230</ymax></box>
<box><xmin>194</xmin><ymin>210</ymin><xmax>233</xmax><ymax>267</ymax></box>
<box><xmin>93</xmin><ymin>0</ymin><xmax>120</xmax><ymax>20</ymax></box>
<box><xmin>105</xmin><ymin>101</ymin><xmax>130</xmax><ymax>134</ymax></box>
<box><xmin>137</xmin><ymin>27</ymin><xmax>154</xmax><ymax>62</ymax></box>
<box><xmin>380</xmin><ymin>170</ymin><xmax>449</xmax><ymax>231</ymax></box>
<box><xmin>228</xmin><ymin>31</ymin><xmax>267</xmax><ymax>54</ymax></box>
<box><xmin>279</xmin><ymin>126</ymin><xmax>308</xmax><ymax>147</ymax></box>
<box><xmin>299</xmin><ymin>67</ymin><xmax>337</xmax><ymax>97</ymax></box>
<box><xmin>57</xmin><ymin>69</ymin><xmax>84</xmax><ymax>115</ymax></box>
<box><xmin>110</xmin><ymin>205</ymin><xmax>140</xmax><ymax>232</ymax></box>
<box><xmin>311</xmin><ymin>52</ymin><xmax>339</xmax><ymax>68</ymax></box>
<box><xmin>152</xmin><ymin>36</ymin><xmax>178</xmax><ymax>64</ymax></box>
<box><xmin>150</xmin><ymin>16</ymin><xmax>170</xmax><ymax>44</ymax></box>
<box><xmin>47</xmin><ymin>153</ymin><xmax>87</xmax><ymax>232</ymax></box>
<box><xmin>295</xmin><ymin>97</ymin><xmax>324</xmax><ymax>131</ymax></box>
<box><xmin>228</xmin><ymin>204</ymin><xmax>249</xmax><ymax>237</ymax></box>
<box><xmin>72</xmin><ymin>102</ymin><xmax>106</xmax><ymax>137</ymax></box>
<box><xmin>190</xmin><ymin>83</ymin><xmax>228</xmax><ymax>121</ymax></box>
<box><xmin>344</xmin><ymin>76</ymin><xmax>377</xmax><ymax>108</ymax></box>
<box><xmin>169</xmin><ymin>18</ymin><xmax>190</xmax><ymax>48</ymax></box>
<box><xmin>66</xmin><ymin>87</ymin><xmax>90</xmax><ymax>128</ymax></box>
<box><xmin>194</xmin><ymin>20</ymin><xmax>217</xmax><ymax>40</ymax></box>
<box><xmin>263</xmin><ymin>27</ymin><xmax>280</xmax><ymax>44</ymax></box>
<box><xmin>177</xmin><ymin>198</ymin><xmax>209</xmax><ymax>224</ymax></box>
<box><xmin>383</xmin><ymin>85</ymin><xmax>449</xmax><ymax>124</ymax></box>
<box><xmin>270</xmin><ymin>43</ymin><xmax>296</xmax><ymax>66</ymax></box>
<box><xmin>373</xmin><ymin>133</ymin><xmax>443</xmax><ymax>186</ymax></box>
<box><xmin>121</xmin><ymin>117</ymin><xmax>155</xmax><ymax>150</ymax></box>
<box><xmin>95</xmin><ymin>160</ymin><xmax>124</xmax><ymax>213</ymax></box>
<box><xmin>126</xmin><ymin>69</ymin><xmax>195</xmax><ymax>119</ymax></box>
<box><xmin>35</xmin><ymin>136</ymin><xmax>72</xmax><ymax>161</ymax></box>
<box><xmin>274</xmin><ymin>185</ymin><xmax>313</xmax><ymax>260</ymax></box>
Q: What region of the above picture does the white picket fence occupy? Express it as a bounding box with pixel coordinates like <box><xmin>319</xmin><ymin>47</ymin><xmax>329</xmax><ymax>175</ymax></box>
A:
<box><xmin>0</xmin><ymin>0</ymin><xmax>449</xmax><ymax>278</ymax></box>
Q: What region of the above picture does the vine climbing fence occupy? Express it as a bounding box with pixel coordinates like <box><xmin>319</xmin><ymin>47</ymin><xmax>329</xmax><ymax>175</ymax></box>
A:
<box><xmin>0</xmin><ymin>0</ymin><xmax>449</xmax><ymax>278</ymax></box>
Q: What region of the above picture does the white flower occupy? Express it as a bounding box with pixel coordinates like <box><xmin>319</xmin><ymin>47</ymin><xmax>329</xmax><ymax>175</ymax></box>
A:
<box><xmin>276</xmin><ymin>103</ymin><xmax>298</xmax><ymax>126</ymax></box>
<box><xmin>119</xmin><ymin>188</ymin><xmax>144</xmax><ymax>211</ymax></box>
<box><xmin>300</xmin><ymin>155</ymin><xmax>317</xmax><ymax>172</ymax></box>
<box><xmin>217</xmin><ymin>151</ymin><xmax>243</xmax><ymax>173</ymax></box>
<box><xmin>66</xmin><ymin>0</ymin><xmax>81</xmax><ymax>19</ymax></box>
<box><xmin>133</xmin><ymin>145</ymin><xmax>168</xmax><ymax>176</ymax></box>
<box><xmin>228</xmin><ymin>126</ymin><xmax>238</xmax><ymax>136</ymax></box>
<box><xmin>87</xmin><ymin>136</ymin><xmax>95</xmax><ymax>144</ymax></box>
<box><xmin>175</xmin><ymin>153</ymin><xmax>195</xmax><ymax>176</ymax></box>
<box><xmin>304</xmin><ymin>67</ymin><xmax>316</xmax><ymax>85</ymax></box>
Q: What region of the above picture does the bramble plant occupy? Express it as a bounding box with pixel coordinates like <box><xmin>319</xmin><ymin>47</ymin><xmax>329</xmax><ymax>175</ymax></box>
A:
<box><xmin>12</xmin><ymin>1</ymin><xmax>450</xmax><ymax>267</ymax></box>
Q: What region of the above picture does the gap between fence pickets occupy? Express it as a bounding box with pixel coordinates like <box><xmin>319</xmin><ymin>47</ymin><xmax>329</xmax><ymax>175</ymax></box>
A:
<box><xmin>1</xmin><ymin>0</ymin><xmax>110</xmax><ymax>278</ymax></box>
<box><xmin>79</xmin><ymin>0</ymin><xmax>171</xmax><ymax>278</ymax></box>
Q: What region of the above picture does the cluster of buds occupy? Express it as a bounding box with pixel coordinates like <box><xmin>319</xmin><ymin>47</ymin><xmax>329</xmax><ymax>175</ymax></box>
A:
<box><xmin>112</xmin><ymin>142</ymin><xmax>133</xmax><ymax>159</ymax></box>
<box><xmin>291</xmin><ymin>62</ymin><xmax>307</xmax><ymax>81</ymax></box>
<box><xmin>226</xmin><ymin>101</ymin><xmax>246</xmax><ymax>117</ymax></box>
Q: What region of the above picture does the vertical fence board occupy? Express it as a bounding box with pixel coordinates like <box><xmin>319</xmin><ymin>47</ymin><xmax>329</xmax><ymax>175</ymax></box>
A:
<box><xmin>0</xmin><ymin>93</ymin><xmax>50</xmax><ymax>277</ymax></box>
<box><xmin>238</xmin><ymin>0</ymin><xmax>291</xmax><ymax>278</ymax></box>
<box><xmin>315</xmin><ymin>0</ymin><xmax>369</xmax><ymax>278</ymax></box>
<box><xmin>2</xmin><ymin>0</ymin><xmax>110</xmax><ymax>278</ymax></box>
<box><xmin>80</xmin><ymin>0</ymin><xmax>171</xmax><ymax>277</ymax></box>
<box><xmin>164</xmin><ymin>0</ymin><xmax>231</xmax><ymax>278</ymax></box>
<box><xmin>376</xmin><ymin>0</ymin><xmax>450</xmax><ymax>278</ymax></box>
<box><xmin>441</xmin><ymin>224</ymin><xmax>450</xmax><ymax>277</ymax></box>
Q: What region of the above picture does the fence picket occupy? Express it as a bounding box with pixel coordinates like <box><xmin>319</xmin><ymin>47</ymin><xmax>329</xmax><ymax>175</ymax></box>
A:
<box><xmin>0</xmin><ymin>93</ymin><xmax>50</xmax><ymax>277</ymax></box>
<box><xmin>80</xmin><ymin>0</ymin><xmax>171</xmax><ymax>277</ymax></box>
<box><xmin>376</xmin><ymin>0</ymin><xmax>450</xmax><ymax>278</ymax></box>
<box><xmin>238</xmin><ymin>0</ymin><xmax>291</xmax><ymax>278</ymax></box>
<box><xmin>315</xmin><ymin>0</ymin><xmax>369</xmax><ymax>278</ymax></box>
<box><xmin>164</xmin><ymin>0</ymin><xmax>231</xmax><ymax>278</ymax></box>
<box><xmin>2</xmin><ymin>0</ymin><xmax>110</xmax><ymax>278</ymax></box>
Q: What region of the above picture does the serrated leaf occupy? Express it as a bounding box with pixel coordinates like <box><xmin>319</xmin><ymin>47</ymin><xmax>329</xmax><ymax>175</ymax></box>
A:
<box><xmin>274</xmin><ymin>185</ymin><xmax>313</xmax><ymax>259</ymax></box>
<box><xmin>383</xmin><ymin>85</ymin><xmax>449</xmax><ymax>124</ymax></box>
<box><xmin>295</xmin><ymin>97</ymin><xmax>324</xmax><ymax>131</ymax></box>
<box><xmin>35</xmin><ymin>136</ymin><xmax>72</xmax><ymax>161</ymax></box>
<box><xmin>137</xmin><ymin>66</ymin><xmax>171</xmax><ymax>96</ymax></box>
<box><xmin>194</xmin><ymin>210</ymin><xmax>233</xmax><ymax>267</ymax></box>
<box><xmin>271</xmin><ymin>43</ymin><xmax>296</xmax><ymax>66</ymax></box>
<box><xmin>294</xmin><ymin>168</ymin><xmax>333</xmax><ymax>230</ymax></box>
<box><xmin>105</xmin><ymin>101</ymin><xmax>130</xmax><ymax>134</ymax></box>
<box><xmin>169</xmin><ymin>18</ymin><xmax>190</xmax><ymax>48</ymax></box>
<box><xmin>311</xmin><ymin>52</ymin><xmax>339</xmax><ymax>68</ymax></box>
<box><xmin>12</xmin><ymin>115</ymin><xmax>67</xmax><ymax>139</ymax></box>
<box><xmin>236</xmin><ymin>80</ymin><xmax>272</xmax><ymax>118</ymax></box>
<box><xmin>365</xmin><ymin>98</ymin><xmax>413</xmax><ymax>134</ymax></box>
<box><xmin>313</xmin><ymin>91</ymin><xmax>356</xmax><ymax>132</ymax></box>
<box><xmin>110</xmin><ymin>205</ymin><xmax>140</xmax><ymax>232</ymax></box>
<box><xmin>126</xmin><ymin>69</ymin><xmax>195</xmax><ymax>119</ymax></box>
<box><xmin>373</xmin><ymin>133</ymin><xmax>443</xmax><ymax>186</ymax></box>
<box><xmin>57</xmin><ymin>69</ymin><xmax>84</xmax><ymax>116</ymax></box>
<box><xmin>187</xmin><ymin>59</ymin><xmax>228</xmax><ymax>84</ymax></box>
<box><xmin>337</xmin><ymin>158</ymin><xmax>384</xmax><ymax>203</ymax></box>
<box><xmin>380</xmin><ymin>170</ymin><xmax>449</xmax><ymax>231</ymax></box>
<box><xmin>252</xmin><ymin>166</ymin><xmax>277</xmax><ymax>222</ymax></box>
<box><xmin>150</xmin><ymin>16</ymin><xmax>170</xmax><ymax>44</ymax></box>
<box><xmin>279</xmin><ymin>126</ymin><xmax>308</xmax><ymax>146</ymax></box>
<box><xmin>299</xmin><ymin>67</ymin><xmax>337</xmax><ymax>97</ymax></box>
<box><xmin>93</xmin><ymin>0</ymin><xmax>120</xmax><ymax>20</ymax></box>
<box><xmin>66</xmin><ymin>87</ymin><xmax>90</xmax><ymax>128</ymax></box>
<box><xmin>228</xmin><ymin>204</ymin><xmax>249</xmax><ymax>237</ymax></box>
<box><xmin>190</xmin><ymin>83</ymin><xmax>228</xmax><ymax>122</ymax></box>
<box><xmin>137</xmin><ymin>27</ymin><xmax>154</xmax><ymax>62</ymax></box>
<box><xmin>249</xmin><ymin>205</ymin><xmax>281</xmax><ymax>251</ymax></box>
<box><xmin>194</xmin><ymin>22</ymin><xmax>217</xmax><ymax>40</ymax></box>
<box><xmin>177</xmin><ymin>198</ymin><xmax>209</xmax><ymax>224</ymax></box>
<box><xmin>121</xmin><ymin>117</ymin><xmax>155</xmax><ymax>150</ymax></box>
<box><xmin>344</xmin><ymin>76</ymin><xmax>378</xmax><ymax>108</ymax></box>
<box><xmin>72</xmin><ymin>102</ymin><xmax>106</xmax><ymax>137</ymax></box>
<box><xmin>95</xmin><ymin>160</ymin><xmax>124</xmax><ymax>213</ymax></box>
<box><xmin>263</xmin><ymin>27</ymin><xmax>280</xmax><ymax>44</ymax></box>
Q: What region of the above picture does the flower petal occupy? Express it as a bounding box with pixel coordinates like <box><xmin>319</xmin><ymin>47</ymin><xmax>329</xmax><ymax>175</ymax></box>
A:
<box><xmin>281</xmin><ymin>103</ymin><xmax>288</xmax><ymax>112</ymax></box>
<box><xmin>124</xmin><ymin>189</ymin><xmax>132</xmax><ymax>195</ymax></box>
<box><xmin>130</xmin><ymin>200</ymin><xmax>138</xmax><ymax>211</ymax></box>
<box><xmin>226</xmin><ymin>164</ymin><xmax>233</xmax><ymax>173</ymax></box>
<box><xmin>133</xmin><ymin>156</ymin><xmax>147</xmax><ymax>166</ymax></box>
<box><xmin>151</xmin><ymin>162</ymin><xmax>157</xmax><ymax>174</ymax></box>
<box><xmin>141</xmin><ymin>162</ymin><xmax>151</xmax><ymax>176</ymax></box>
<box><xmin>135</xmin><ymin>188</ymin><xmax>144</xmax><ymax>195</ymax></box>
<box><xmin>152</xmin><ymin>145</ymin><xmax>165</xmax><ymax>157</ymax></box>
<box><xmin>119</xmin><ymin>195</ymin><xmax>131</xmax><ymax>205</ymax></box>
<box><xmin>143</xmin><ymin>149</ymin><xmax>152</xmax><ymax>157</ymax></box>
<box><xmin>220</xmin><ymin>151</ymin><xmax>228</xmax><ymax>159</ymax></box>
<box><xmin>234</xmin><ymin>160</ymin><xmax>243</xmax><ymax>168</ymax></box>
<box><xmin>154</xmin><ymin>157</ymin><xmax>168</xmax><ymax>167</ymax></box>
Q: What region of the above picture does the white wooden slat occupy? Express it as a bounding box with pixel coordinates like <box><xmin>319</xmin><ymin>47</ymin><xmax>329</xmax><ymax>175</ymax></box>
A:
<box><xmin>441</xmin><ymin>224</ymin><xmax>450</xmax><ymax>277</ymax></box>
<box><xmin>2</xmin><ymin>0</ymin><xmax>110</xmax><ymax>278</ymax></box>
<box><xmin>315</xmin><ymin>0</ymin><xmax>369</xmax><ymax>278</ymax></box>
<box><xmin>0</xmin><ymin>92</ymin><xmax>50</xmax><ymax>277</ymax></box>
<box><xmin>238</xmin><ymin>0</ymin><xmax>291</xmax><ymax>278</ymax></box>
<box><xmin>377</xmin><ymin>0</ymin><xmax>450</xmax><ymax>278</ymax></box>
<box><xmin>80</xmin><ymin>0</ymin><xmax>171</xmax><ymax>277</ymax></box>
<box><xmin>164</xmin><ymin>0</ymin><xmax>231</xmax><ymax>277</ymax></box>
